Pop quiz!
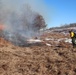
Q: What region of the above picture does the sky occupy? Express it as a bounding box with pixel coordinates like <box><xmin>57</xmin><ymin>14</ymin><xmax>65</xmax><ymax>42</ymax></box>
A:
<box><xmin>1</xmin><ymin>0</ymin><xmax>76</xmax><ymax>28</ymax></box>
<box><xmin>44</xmin><ymin>0</ymin><xmax>76</xmax><ymax>28</ymax></box>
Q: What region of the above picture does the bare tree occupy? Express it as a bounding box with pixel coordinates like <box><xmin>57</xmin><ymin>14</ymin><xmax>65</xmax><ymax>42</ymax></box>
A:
<box><xmin>33</xmin><ymin>14</ymin><xmax>46</xmax><ymax>31</ymax></box>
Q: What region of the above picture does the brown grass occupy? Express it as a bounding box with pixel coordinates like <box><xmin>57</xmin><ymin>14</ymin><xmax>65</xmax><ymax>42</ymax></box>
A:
<box><xmin>0</xmin><ymin>32</ymin><xmax>76</xmax><ymax>75</ymax></box>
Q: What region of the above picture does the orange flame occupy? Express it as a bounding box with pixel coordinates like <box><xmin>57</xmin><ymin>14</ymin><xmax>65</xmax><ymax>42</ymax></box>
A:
<box><xmin>0</xmin><ymin>25</ymin><xmax>5</xmax><ymax>30</ymax></box>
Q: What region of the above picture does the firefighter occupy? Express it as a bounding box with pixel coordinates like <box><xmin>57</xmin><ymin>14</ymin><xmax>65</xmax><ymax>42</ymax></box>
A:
<box><xmin>69</xmin><ymin>30</ymin><xmax>76</xmax><ymax>48</ymax></box>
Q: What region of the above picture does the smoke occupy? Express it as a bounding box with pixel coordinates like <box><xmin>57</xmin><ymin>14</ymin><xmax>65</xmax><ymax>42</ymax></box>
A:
<box><xmin>1</xmin><ymin>0</ymin><xmax>51</xmax><ymax>23</ymax></box>
<box><xmin>0</xmin><ymin>0</ymin><xmax>46</xmax><ymax>46</ymax></box>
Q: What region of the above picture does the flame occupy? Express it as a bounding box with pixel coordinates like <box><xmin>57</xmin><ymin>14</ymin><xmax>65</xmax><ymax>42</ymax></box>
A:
<box><xmin>0</xmin><ymin>25</ymin><xmax>5</xmax><ymax>30</ymax></box>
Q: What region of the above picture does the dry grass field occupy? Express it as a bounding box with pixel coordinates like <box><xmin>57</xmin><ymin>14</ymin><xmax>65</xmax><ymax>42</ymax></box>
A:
<box><xmin>0</xmin><ymin>32</ymin><xmax>76</xmax><ymax>75</ymax></box>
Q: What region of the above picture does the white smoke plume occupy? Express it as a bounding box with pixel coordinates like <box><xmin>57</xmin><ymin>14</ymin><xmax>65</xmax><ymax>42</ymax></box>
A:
<box><xmin>0</xmin><ymin>0</ymin><xmax>46</xmax><ymax>46</ymax></box>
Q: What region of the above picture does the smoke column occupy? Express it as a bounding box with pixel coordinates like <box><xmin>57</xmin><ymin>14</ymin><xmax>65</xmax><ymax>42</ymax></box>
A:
<box><xmin>0</xmin><ymin>0</ymin><xmax>46</xmax><ymax>46</ymax></box>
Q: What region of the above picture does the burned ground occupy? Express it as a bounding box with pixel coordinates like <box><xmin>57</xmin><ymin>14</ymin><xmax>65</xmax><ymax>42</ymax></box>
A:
<box><xmin>0</xmin><ymin>32</ymin><xmax>76</xmax><ymax>75</ymax></box>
